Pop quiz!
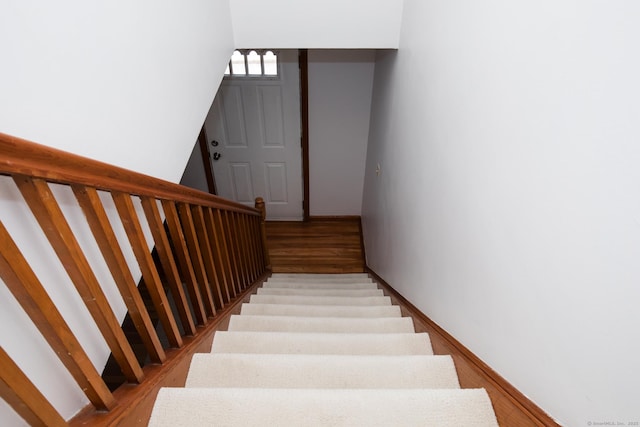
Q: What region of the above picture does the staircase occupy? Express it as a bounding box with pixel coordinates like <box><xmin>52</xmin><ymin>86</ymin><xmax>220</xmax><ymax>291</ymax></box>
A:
<box><xmin>148</xmin><ymin>273</ymin><xmax>499</xmax><ymax>426</ymax></box>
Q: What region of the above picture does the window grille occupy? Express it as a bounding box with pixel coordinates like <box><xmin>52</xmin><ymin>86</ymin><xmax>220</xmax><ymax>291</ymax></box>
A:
<box><xmin>224</xmin><ymin>50</ymin><xmax>279</xmax><ymax>77</ymax></box>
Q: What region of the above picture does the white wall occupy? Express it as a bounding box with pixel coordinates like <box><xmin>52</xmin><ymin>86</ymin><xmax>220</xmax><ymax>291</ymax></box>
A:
<box><xmin>0</xmin><ymin>1</ymin><xmax>234</xmax><ymax>423</ymax></box>
<box><xmin>362</xmin><ymin>1</ymin><xmax>640</xmax><ymax>426</ymax></box>
<box><xmin>230</xmin><ymin>0</ymin><xmax>403</xmax><ymax>49</ymax></box>
<box><xmin>308</xmin><ymin>50</ymin><xmax>375</xmax><ymax>216</ymax></box>
<box><xmin>0</xmin><ymin>0</ymin><xmax>234</xmax><ymax>182</ymax></box>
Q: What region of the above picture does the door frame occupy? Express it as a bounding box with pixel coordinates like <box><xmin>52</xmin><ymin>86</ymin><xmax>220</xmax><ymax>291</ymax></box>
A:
<box><xmin>299</xmin><ymin>49</ymin><xmax>310</xmax><ymax>222</ymax></box>
<box><xmin>197</xmin><ymin>126</ymin><xmax>217</xmax><ymax>195</ymax></box>
<box><xmin>199</xmin><ymin>49</ymin><xmax>310</xmax><ymax>220</ymax></box>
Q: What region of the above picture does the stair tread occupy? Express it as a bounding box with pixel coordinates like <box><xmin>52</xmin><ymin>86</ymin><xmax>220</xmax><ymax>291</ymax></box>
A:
<box><xmin>149</xmin><ymin>273</ymin><xmax>499</xmax><ymax>425</ymax></box>
<box><xmin>210</xmin><ymin>331</ymin><xmax>434</xmax><ymax>355</ymax></box>
<box><xmin>227</xmin><ymin>315</ymin><xmax>415</xmax><ymax>333</ymax></box>
<box><xmin>262</xmin><ymin>281</ymin><xmax>379</xmax><ymax>290</ymax></box>
<box><xmin>185</xmin><ymin>354</ymin><xmax>459</xmax><ymax>389</ymax></box>
<box><xmin>257</xmin><ymin>288</ymin><xmax>384</xmax><ymax>297</ymax></box>
<box><xmin>240</xmin><ymin>303</ymin><xmax>401</xmax><ymax>318</ymax></box>
<box><xmin>149</xmin><ymin>388</ymin><xmax>499</xmax><ymax>427</ymax></box>
<box><xmin>270</xmin><ymin>273</ymin><xmax>370</xmax><ymax>279</ymax></box>
<box><xmin>267</xmin><ymin>277</ymin><xmax>373</xmax><ymax>284</ymax></box>
<box><xmin>249</xmin><ymin>294</ymin><xmax>392</xmax><ymax>306</ymax></box>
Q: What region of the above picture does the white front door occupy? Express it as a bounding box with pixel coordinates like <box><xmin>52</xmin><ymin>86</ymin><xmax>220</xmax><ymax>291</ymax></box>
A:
<box><xmin>204</xmin><ymin>50</ymin><xmax>303</xmax><ymax>220</ymax></box>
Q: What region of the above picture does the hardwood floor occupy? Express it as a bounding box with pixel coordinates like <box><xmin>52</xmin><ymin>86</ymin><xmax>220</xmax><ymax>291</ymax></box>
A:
<box><xmin>265</xmin><ymin>218</ymin><xmax>366</xmax><ymax>273</ymax></box>
<box><xmin>263</xmin><ymin>218</ymin><xmax>558</xmax><ymax>427</ymax></box>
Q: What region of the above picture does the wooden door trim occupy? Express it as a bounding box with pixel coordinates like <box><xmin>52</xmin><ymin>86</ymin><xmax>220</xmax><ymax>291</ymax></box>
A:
<box><xmin>299</xmin><ymin>49</ymin><xmax>310</xmax><ymax>221</ymax></box>
<box><xmin>198</xmin><ymin>126</ymin><xmax>217</xmax><ymax>195</ymax></box>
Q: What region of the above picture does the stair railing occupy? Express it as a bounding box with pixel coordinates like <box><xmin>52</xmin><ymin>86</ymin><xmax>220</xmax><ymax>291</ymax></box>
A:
<box><xmin>0</xmin><ymin>132</ymin><xmax>270</xmax><ymax>426</ymax></box>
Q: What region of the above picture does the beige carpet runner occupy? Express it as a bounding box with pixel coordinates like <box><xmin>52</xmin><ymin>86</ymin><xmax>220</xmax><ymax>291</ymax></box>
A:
<box><xmin>148</xmin><ymin>273</ymin><xmax>499</xmax><ymax>426</ymax></box>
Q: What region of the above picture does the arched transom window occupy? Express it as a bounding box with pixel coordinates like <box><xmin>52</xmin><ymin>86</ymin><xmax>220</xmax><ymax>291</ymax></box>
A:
<box><xmin>225</xmin><ymin>50</ymin><xmax>279</xmax><ymax>77</ymax></box>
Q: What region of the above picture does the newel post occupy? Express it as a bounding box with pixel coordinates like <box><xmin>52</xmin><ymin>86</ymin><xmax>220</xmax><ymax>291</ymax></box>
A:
<box><xmin>255</xmin><ymin>197</ymin><xmax>271</xmax><ymax>271</ymax></box>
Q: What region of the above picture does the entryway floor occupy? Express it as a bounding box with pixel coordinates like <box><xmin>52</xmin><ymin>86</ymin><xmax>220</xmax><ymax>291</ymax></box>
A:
<box><xmin>266</xmin><ymin>219</ymin><xmax>365</xmax><ymax>273</ymax></box>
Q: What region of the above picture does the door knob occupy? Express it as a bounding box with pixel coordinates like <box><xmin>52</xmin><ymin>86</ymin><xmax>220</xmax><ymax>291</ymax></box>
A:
<box><xmin>213</xmin><ymin>152</ymin><xmax>221</xmax><ymax>161</ymax></box>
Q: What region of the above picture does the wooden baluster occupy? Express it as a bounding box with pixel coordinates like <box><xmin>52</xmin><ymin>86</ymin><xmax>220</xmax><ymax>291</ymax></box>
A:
<box><xmin>190</xmin><ymin>205</ymin><xmax>225</xmax><ymax>310</ymax></box>
<box><xmin>254</xmin><ymin>215</ymin><xmax>266</xmax><ymax>272</ymax></box>
<box><xmin>224</xmin><ymin>211</ymin><xmax>243</xmax><ymax>293</ymax></box>
<box><xmin>237</xmin><ymin>214</ymin><xmax>251</xmax><ymax>283</ymax></box>
<box><xmin>205</xmin><ymin>208</ymin><xmax>231</xmax><ymax>303</ymax></box>
<box><xmin>111</xmin><ymin>192</ymin><xmax>183</xmax><ymax>348</ymax></box>
<box><xmin>255</xmin><ymin>197</ymin><xmax>271</xmax><ymax>270</ymax></box>
<box><xmin>247</xmin><ymin>214</ymin><xmax>261</xmax><ymax>277</ymax></box>
<box><xmin>72</xmin><ymin>186</ymin><xmax>166</xmax><ymax>362</ymax></box>
<box><xmin>237</xmin><ymin>213</ymin><xmax>252</xmax><ymax>288</ymax></box>
<box><xmin>230</xmin><ymin>212</ymin><xmax>248</xmax><ymax>289</ymax></box>
<box><xmin>161</xmin><ymin>200</ymin><xmax>207</xmax><ymax>325</ymax></box>
<box><xmin>0</xmin><ymin>221</ymin><xmax>115</xmax><ymax>410</ymax></box>
<box><xmin>215</xmin><ymin>209</ymin><xmax>238</xmax><ymax>297</ymax></box>
<box><xmin>140</xmin><ymin>197</ymin><xmax>196</xmax><ymax>336</ymax></box>
<box><xmin>177</xmin><ymin>203</ymin><xmax>216</xmax><ymax>317</ymax></box>
<box><xmin>249</xmin><ymin>215</ymin><xmax>263</xmax><ymax>272</ymax></box>
<box><xmin>13</xmin><ymin>176</ymin><xmax>143</xmax><ymax>383</ymax></box>
<box><xmin>247</xmin><ymin>215</ymin><xmax>259</xmax><ymax>273</ymax></box>
<box><xmin>224</xmin><ymin>211</ymin><xmax>240</xmax><ymax>291</ymax></box>
<box><xmin>241</xmin><ymin>213</ymin><xmax>258</xmax><ymax>282</ymax></box>
<box><xmin>0</xmin><ymin>347</ymin><xmax>68</xmax><ymax>427</ymax></box>
<box><xmin>251</xmin><ymin>215</ymin><xmax>263</xmax><ymax>276</ymax></box>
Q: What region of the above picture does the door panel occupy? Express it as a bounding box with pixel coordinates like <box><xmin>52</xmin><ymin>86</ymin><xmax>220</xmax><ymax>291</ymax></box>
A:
<box><xmin>258</xmin><ymin>86</ymin><xmax>285</xmax><ymax>147</ymax></box>
<box><xmin>264</xmin><ymin>162</ymin><xmax>288</xmax><ymax>203</ymax></box>
<box><xmin>229</xmin><ymin>162</ymin><xmax>254</xmax><ymax>203</ymax></box>
<box><xmin>204</xmin><ymin>50</ymin><xmax>303</xmax><ymax>220</ymax></box>
<box><xmin>221</xmin><ymin>86</ymin><xmax>248</xmax><ymax>147</ymax></box>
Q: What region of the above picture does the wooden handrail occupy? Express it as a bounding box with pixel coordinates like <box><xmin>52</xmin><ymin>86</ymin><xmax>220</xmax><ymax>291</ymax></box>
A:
<box><xmin>0</xmin><ymin>132</ymin><xmax>259</xmax><ymax>216</ymax></box>
<box><xmin>0</xmin><ymin>132</ymin><xmax>269</xmax><ymax>425</ymax></box>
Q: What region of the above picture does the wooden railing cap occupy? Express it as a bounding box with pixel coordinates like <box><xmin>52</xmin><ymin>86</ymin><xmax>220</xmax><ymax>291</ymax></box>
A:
<box><xmin>0</xmin><ymin>132</ymin><xmax>259</xmax><ymax>216</ymax></box>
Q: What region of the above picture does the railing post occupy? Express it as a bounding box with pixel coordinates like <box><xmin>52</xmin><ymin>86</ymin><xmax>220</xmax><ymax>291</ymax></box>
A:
<box><xmin>255</xmin><ymin>197</ymin><xmax>271</xmax><ymax>271</ymax></box>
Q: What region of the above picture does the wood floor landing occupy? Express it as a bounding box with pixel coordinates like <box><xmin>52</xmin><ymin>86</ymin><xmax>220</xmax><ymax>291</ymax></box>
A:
<box><xmin>265</xmin><ymin>219</ymin><xmax>366</xmax><ymax>273</ymax></box>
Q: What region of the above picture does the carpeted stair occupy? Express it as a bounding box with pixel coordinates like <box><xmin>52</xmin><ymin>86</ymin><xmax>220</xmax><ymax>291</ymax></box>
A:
<box><xmin>148</xmin><ymin>273</ymin><xmax>499</xmax><ymax>426</ymax></box>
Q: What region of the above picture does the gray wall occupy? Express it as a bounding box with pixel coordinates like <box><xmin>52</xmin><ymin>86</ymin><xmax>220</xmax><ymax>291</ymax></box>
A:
<box><xmin>309</xmin><ymin>50</ymin><xmax>376</xmax><ymax>216</ymax></box>
<box><xmin>180</xmin><ymin>141</ymin><xmax>210</xmax><ymax>194</ymax></box>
